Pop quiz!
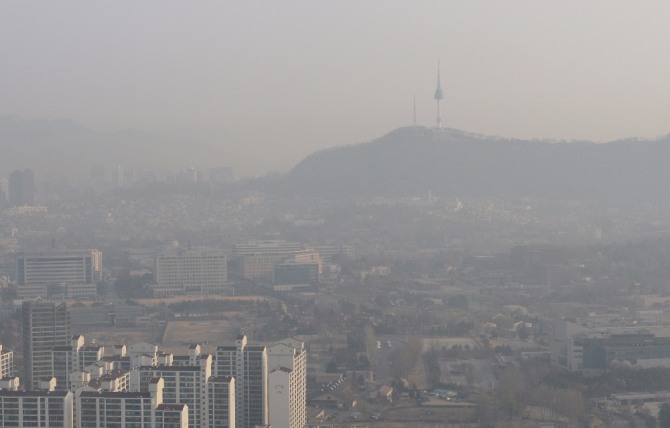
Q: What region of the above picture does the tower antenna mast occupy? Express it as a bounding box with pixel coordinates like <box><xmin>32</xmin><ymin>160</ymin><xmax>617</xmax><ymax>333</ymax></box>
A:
<box><xmin>413</xmin><ymin>93</ymin><xmax>417</xmax><ymax>126</ymax></box>
<box><xmin>434</xmin><ymin>59</ymin><xmax>444</xmax><ymax>129</ymax></box>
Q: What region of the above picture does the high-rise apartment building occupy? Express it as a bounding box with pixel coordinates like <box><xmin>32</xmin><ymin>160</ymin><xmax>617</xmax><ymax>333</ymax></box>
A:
<box><xmin>16</xmin><ymin>250</ymin><xmax>102</xmax><ymax>298</ymax></box>
<box><xmin>216</xmin><ymin>335</ymin><xmax>268</xmax><ymax>428</ymax></box>
<box><xmin>207</xmin><ymin>376</ymin><xmax>235</xmax><ymax>428</ymax></box>
<box><xmin>132</xmin><ymin>354</ymin><xmax>212</xmax><ymax>428</ymax></box>
<box><xmin>22</xmin><ymin>300</ymin><xmax>71</xmax><ymax>390</ymax></box>
<box><xmin>153</xmin><ymin>248</ymin><xmax>227</xmax><ymax>296</ymax></box>
<box><xmin>52</xmin><ymin>335</ymin><xmax>104</xmax><ymax>391</ymax></box>
<box><xmin>7</xmin><ymin>169</ymin><xmax>35</xmax><ymax>207</ymax></box>
<box><xmin>0</xmin><ymin>389</ymin><xmax>73</xmax><ymax>428</ymax></box>
<box><xmin>267</xmin><ymin>338</ymin><xmax>307</xmax><ymax>428</ymax></box>
<box><xmin>78</xmin><ymin>378</ymin><xmax>188</xmax><ymax>428</ymax></box>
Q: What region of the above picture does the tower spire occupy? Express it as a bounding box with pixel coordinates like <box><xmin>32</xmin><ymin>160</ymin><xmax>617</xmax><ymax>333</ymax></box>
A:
<box><xmin>413</xmin><ymin>93</ymin><xmax>417</xmax><ymax>126</ymax></box>
<box><xmin>434</xmin><ymin>59</ymin><xmax>444</xmax><ymax>129</ymax></box>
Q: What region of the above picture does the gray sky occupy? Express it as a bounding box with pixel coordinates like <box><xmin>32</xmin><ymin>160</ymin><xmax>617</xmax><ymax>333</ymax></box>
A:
<box><xmin>2</xmin><ymin>1</ymin><xmax>670</xmax><ymax>176</ymax></box>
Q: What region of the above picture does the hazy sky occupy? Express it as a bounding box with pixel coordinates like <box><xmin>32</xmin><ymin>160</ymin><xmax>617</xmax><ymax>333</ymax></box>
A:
<box><xmin>2</xmin><ymin>1</ymin><xmax>670</xmax><ymax>176</ymax></box>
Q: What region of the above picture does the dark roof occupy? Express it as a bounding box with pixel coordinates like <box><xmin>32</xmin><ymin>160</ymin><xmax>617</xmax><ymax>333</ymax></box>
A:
<box><xmin>81</xmin><ymin>346</ymin><xmax>102</xmax><ymax>352</ymax></box>
<box><xmin>216</xmin><ymin>346</ymin><xmax>236</xmax><ymax>351</ymax></box>
<box><xmin>246</xmin><ymin>345</ymin><xmax>266</xmax><ymax>351</ymax></box>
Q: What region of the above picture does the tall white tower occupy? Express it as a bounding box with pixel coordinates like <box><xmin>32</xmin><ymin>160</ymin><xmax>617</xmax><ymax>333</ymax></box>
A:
<box><xmin>434</xmin><ymin>60</ymin><xmax>444</xmax><ymax>129</ymax></box>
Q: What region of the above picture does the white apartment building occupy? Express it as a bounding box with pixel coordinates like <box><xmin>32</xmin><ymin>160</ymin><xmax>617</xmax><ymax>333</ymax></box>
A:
<box><xmin>0</xmin><ymin>344</ymin><xmax>13</xmax><ymax>379</ymax></box>
<box><xmin>216</xmin><ymin>335</ymin><xmax>268</xmax><ymax>428</ymax></box>
<box><xmin>207</xmin><ymin>376</ymin><xmax>236</xmax><ymax>428</ymax></box>
<box><xmin>0</xmin><ymin>388</ymin><xmax>73</xmax><ymax>428</ymax></box>
<box><xmin>52</xmin><ymin>335</ymin><xmax>104</xmax><ymax>391</ymax></box>
<box><xmin>267</xmin><ymin>338</ymin><xmax>307</xmax><ymax>428</ymax></box>
<box><xmin>78</xmin><ymin>378</ymin><xmax>188</xmax><ymax>428</ymax></box>
<box><xmin>132</xmin><ymin>354</ymin><xmax>212</xmax><ymax>428</ymax></box>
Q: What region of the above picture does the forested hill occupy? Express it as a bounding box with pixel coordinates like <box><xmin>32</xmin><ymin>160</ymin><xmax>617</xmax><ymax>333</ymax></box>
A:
<box><xmin>282</xmin><ymin>126</ymin><xmax>670</xmax><ymax>202</ymax></box>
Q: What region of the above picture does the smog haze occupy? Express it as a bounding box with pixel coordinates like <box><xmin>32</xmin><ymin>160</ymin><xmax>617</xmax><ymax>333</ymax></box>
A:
<box><xmin>3</xmin><ymin>1</ymin><xmax>670</xmax><ymax>177</ymax></box>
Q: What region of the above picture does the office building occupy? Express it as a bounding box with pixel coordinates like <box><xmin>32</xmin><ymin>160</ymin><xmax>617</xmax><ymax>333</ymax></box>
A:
<box><xmin>273</xmin><ymin>262</ymin><xmax>318</xmax><ymax>286</ymax></box>
<box><xmin>233</xmin><ymin>240</ymin><xmax>303</xmax><ymax>257</ymax></box>
<box><xmin>216</xmin><ymin>335</ymin><xmax>268</xmax><ymax>428</ymax></box>
<box><xmin>267</xmin><ymin>338</ymin><xmax>307</xmax><ymax>428</ymax></box>
<box><xmin>7</xmin><ymin>169</ymin><xmax>35</xmax><ymax>207</ymax></box>
<box><xmin>16</xmin><ymin>250</ymin><xmax>102</xmax><ymax>298</ymax></box>
<box><xmin>241</xmin><ymin>254</ymin><xmax>286</xmax><ymax>281</ymax></box>
<box><xmin>22</xmin><ymin>300</ymin><xmax>71</xmax><ymax>390</ymax></box>
<box><xmin>153</xmin><ymin>248</ymin><xmax>228</xmax><ymax>296</ymax></box>
<box><xmin>310</xmin><ymin>244</ymin><xmax>355</xmax><ymax>261</ymax></box>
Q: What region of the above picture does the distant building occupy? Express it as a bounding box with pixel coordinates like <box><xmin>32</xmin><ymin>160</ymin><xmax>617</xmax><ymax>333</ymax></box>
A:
<box><xmin>580</xmin><ymin>333</ymin><xmax>670</xmax><ymax>372</ymax></box>
<box><xmin>15</xmin><ymin>250</ymin><xmax>102</xmax><ymax>299</ymax></box>
<box><xmin>0</xmin><ymin>178</ymin><xmax>7</xmax><ymax>209</ymax></box>
<box><xmin>241</xmin><ymin>254</ymin><xmax>287</xmax><ymax>281</ymax></box>
<box><xmin>310</xmin><ymin>244</ymin><xmax>355</xmax><ymax>261</ymax></box>
<box><xmin>233</xmin><ymin>240</ymin><xmax>303</xmax><ymax>257</ymax></box>
<box><xmin>235</xmin><ymin>241</ymin><xmax>321</xmax><ymax>282</ymax></box>
<box><xmin>22</xmin><ymin>300</ymin><xmax>71</xmax><ymax>390</ymax></box>
<box><xmin>152</xmin><ymin>248</ymin><xmax>228</xmax><ymax>297</ymax></box>
<box><xmin>551</xmin><ymin>319</ymin><xmax>670</xmax><ymax>374</ymax></box>
<box><xmin>7</xmin><ymin>169</ymin><xmax>35</xmax><ymax>207</ymax></box>
<box><xmin>273</xmin><ymin>262</ymin><xmax>318</xmax><ymax>285</ymax></box>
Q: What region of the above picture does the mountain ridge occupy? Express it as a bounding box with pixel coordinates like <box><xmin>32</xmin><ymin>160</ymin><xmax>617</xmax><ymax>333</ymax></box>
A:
<box><xmin>283</xmin><ymin>125</ymin><xmax>670</xmax><ymax>202</ymax></box>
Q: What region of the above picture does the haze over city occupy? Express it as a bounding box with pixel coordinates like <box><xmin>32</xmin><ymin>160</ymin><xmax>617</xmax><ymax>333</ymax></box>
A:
<box><xmin>6</xmin><ymin>4</ymin><xmax>670</xmax><ymax>428</ymax></box>
<box><xmin>3</xmin><ymin>1</ymin><xmax>670</xmax><ymax>176</ymax></box>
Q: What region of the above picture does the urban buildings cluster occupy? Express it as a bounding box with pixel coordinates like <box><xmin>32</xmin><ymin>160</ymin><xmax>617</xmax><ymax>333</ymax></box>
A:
<box><xmin>12</xmin><ymin>242</ymin><xmax>354</xmax><ymax>300</ymax></box>
<box><xmin>0</xmin><ymin>300</ymin><xmax>306</xmax><ymax>428</ymax></box>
